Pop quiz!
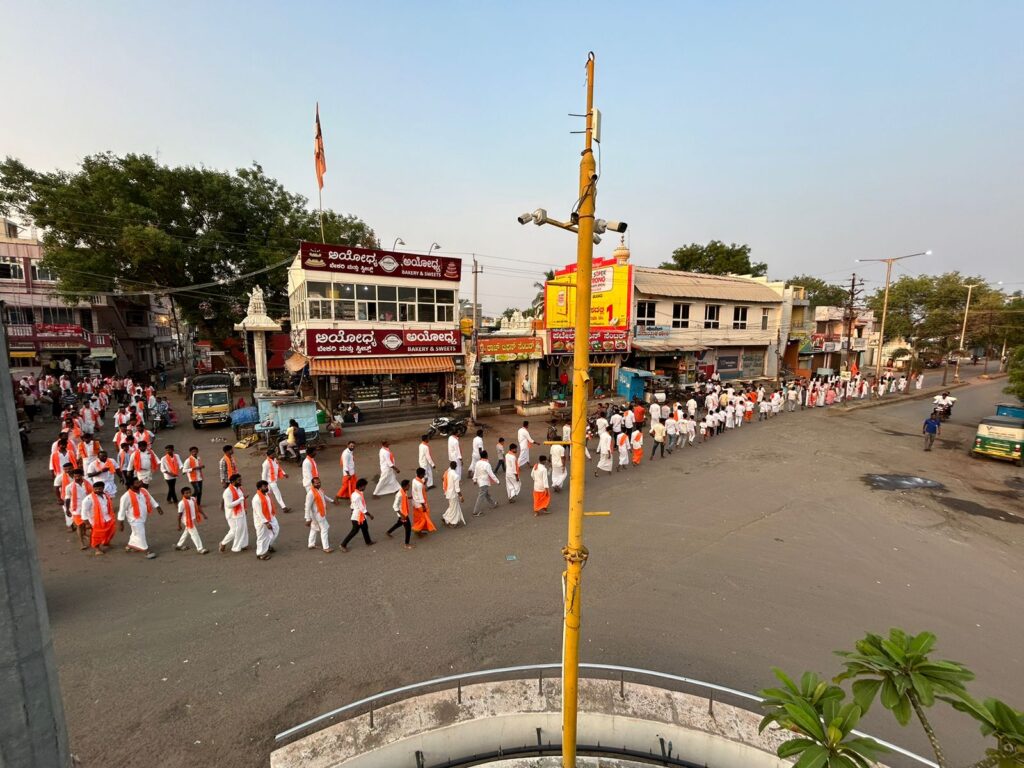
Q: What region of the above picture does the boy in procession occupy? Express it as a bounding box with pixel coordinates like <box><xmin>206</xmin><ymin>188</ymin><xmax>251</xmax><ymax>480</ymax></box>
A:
<box><xmin>220</xmin><ymin>473</ymin><xmax>249</xmax><ymax>553</ymax></box>
<box><xmin>418</xmin><ymin>435</ymin><xmax>436</xmax><ymax>488</ymax></box>
<box><xmin>386</xmin><ymin>478</ymin><xmax>415</xmax><ymax>548</ymax></box>
<box><xmin>340</xmin><ymin>478</ymin><xmax>374</xmax><ymax>552</ymax></box>
<box><xmin>175</xmin><ymin>486</ymin><xmax>209</xmax><ymax>554</ymax></box>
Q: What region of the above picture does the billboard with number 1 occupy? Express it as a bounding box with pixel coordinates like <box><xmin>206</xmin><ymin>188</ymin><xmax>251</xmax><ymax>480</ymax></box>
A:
<box><xmin>543</xmin><ymin>256</ymin><xmax>633</xmax><ymax>331</ymax></box>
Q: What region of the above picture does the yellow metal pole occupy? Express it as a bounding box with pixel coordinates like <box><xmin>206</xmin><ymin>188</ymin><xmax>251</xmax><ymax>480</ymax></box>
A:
<box><xmin>562</xmin><ymin>51</ymin><xmax>597</xmax><ymax>768</ymax></box>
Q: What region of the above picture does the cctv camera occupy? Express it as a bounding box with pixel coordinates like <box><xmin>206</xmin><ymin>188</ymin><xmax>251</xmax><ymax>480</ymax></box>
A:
<box><xmin>606</xmin><ymin>220</ymin><xmax>627</xmax><ymax>233</ymax></box>
<box><xmin>531</xmin><ymin>208</ymin><xmax>547</xmax><ymax>225</ymax></box>
<box><xmin>517</xmin><ymin>212</ymin><xmax>532</xmax><ymax>225</ymax></box>
<box><xmin>589</xmin><ymin>172</ymin><xmax>599</xmax><ymax>182</ymax></box>
<box><xmin>592</xmin><ymin>233</ymin><xmax>602</xmax><ymax>245</ymax></box>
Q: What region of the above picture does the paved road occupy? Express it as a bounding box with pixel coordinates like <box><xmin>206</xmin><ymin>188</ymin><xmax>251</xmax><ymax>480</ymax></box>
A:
<box><xmin>27</xmin><ymin>375</ymin><xmax>1022</xmax><ymax>767</ymax></box>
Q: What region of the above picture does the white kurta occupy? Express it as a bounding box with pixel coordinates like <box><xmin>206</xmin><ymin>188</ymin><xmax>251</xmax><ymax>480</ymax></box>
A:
<box><xmin>447</xmin><ymin>435</ymin><xmax>462</xmax><ymax>477</ymax></box>
<box><xmin>373</xmin><ymin>448</ymin><xmax>401</xmax><ymax>496</ymax></box>
<box><xmin>418</xmin><ymin>442</ymin><xmax>434</xmax><ymax>487</ymax></box>
<box><xmin>305</xmin><ymin>488</ymin><xmax>332</xmax><ymax>549</ymax></box>
<box><xmin>550</xmin><ymin>444</ymin><xmax>566</xmax><ymax>489</ymax></box>
<box><xmin>252</xmin><ymin>493</ymin><xmax>280</xmax><ymax>557</ymax></box>
<box><xmin>517</xmin><ymin>427</ymin><xmax>533</xmax><ymax>466</ymax></box>
<box><xmin>597</xmin><ymin>431</ymin><xmax>613</xmax><ymax>472</ymax></box>
<box><xmin>616</xmin><ymin>434</ymin><xmax>629</xmax><ymax>465</ymax></box>
<box><xmin>118</xmin><ymin>489</ymin><xmax>158</xmax><ymax>551</ymax></box>
<box><xmin>506</xmin><ymin>462</ymin><xmax>521</xmax><ymax>500</ymax></box>
<box><xmin>221</xmin><ymin>486</ymin><xmax>249</xmax><ymax>552</ymax></box>
<box><xmin>442</xmin><ymin>469</ymin><xmax>465</xmax><ymax>526</ymax></box>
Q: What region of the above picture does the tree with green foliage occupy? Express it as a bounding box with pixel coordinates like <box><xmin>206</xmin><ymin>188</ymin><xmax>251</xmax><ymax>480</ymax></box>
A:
<box><xmin>660</xmin><ymin>240</ymin><xmax>766</xmax><ymax>276</ymax></box>
<box><xmin>761</xmin><ymin>629</ymin><xmax>1024</xmax><ymax>768</ymax></box>
<box><xmin>1005</xmin><ymin>347</ymin><xmax>1024</xmax><ymax>402</ymax></box>
<box><xmin>788</xmin><ymin>275</ymin><xmax>849</xmax><ymax>308</ymax></box>
<box><xmin>0</xmin><ymin>153</ymin><xmax>376</xmax><ymax>337</ymax></box>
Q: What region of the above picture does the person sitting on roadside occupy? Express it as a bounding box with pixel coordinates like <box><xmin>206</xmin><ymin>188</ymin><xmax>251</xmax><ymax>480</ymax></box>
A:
<box><xmin>278</xmin><ymin>419</ymin><xmax>299</xmax><ymax>460</ymax></box>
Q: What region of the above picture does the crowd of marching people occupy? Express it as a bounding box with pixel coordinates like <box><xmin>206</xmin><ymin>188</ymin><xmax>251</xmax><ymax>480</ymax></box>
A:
<box><xmin>25</xmin><ymin>367</ymin><xmax>931</xmax><ymax>562</ymax></box>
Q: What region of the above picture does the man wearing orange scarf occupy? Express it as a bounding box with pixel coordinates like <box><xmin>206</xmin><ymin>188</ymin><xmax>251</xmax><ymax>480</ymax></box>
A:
<box><xmin>116</xmin><ymin>477</ymin><xmax>162</xmax><ymax>558</ymax></box>
<box><xmin>159</xmin><ymin>444</ymin><xmax>183</xmax><ymax>503</ymax></box>
<box><xmin>411</xmin><ymin>467</ymin><xmax>437</xmax><ymax>535</ymax></box>
<box><xmin>81</xmin><ymin>481</ymin><xmax>117</xmax><ymax>554</ymax></box>
<box><xmin>64</xmin><ymin>468</ymin><xmax>90</xmax><ymax>549</ymax></box>
<box><xmin>175</xmin><ymin>486</ymin><xmax>209</xmax><ymax>554</ymax></box>
<box><xmin>132</xmin><ymin>440</ymin><xmax>157</xmax><ymax>487</ymax></box>
<box><xmin>304</xmin><ymin>476</ymin><xmax>336</xmax><ymax>552</ymax></box>
<box><xmin>531</xmin><ymin>456</ymin><xmax>551</xmax><ymax>516</ymax></box>
<box><xmin>219</xmin><ymin>474</ymin><xmax>248</xmax><ymax>553</ymax></box>
<box><xmin>251</xmin><ymin>480</ymin><xmax>280</xmax><ymax>560</ymax></box>
<box><xmin>336</xmin><ymin>441</ymin><xmax>357</xmax><ymax>500</ymax></box>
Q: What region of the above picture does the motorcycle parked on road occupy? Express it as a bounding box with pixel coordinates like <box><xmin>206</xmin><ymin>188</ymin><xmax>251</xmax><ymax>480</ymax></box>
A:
<box><xmin>426</xmin><ymin>415</ymin><xmax>467</xmax><ymax>439</ymax></box>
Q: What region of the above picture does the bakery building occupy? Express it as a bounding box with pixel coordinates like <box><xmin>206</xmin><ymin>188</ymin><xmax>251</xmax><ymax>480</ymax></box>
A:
<box><xmin>286</xmin><ymin>241</ymin><xmax>465</xmax><ymax>411</ymax></box>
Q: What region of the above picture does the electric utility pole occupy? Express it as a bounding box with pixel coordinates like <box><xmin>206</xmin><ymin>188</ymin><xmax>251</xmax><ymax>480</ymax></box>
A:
<box><xmin>0</xmin><ymin>330</ymin><xmax>71</xmax><ymax>767</ymax></box>
<box><xmin>842</xmin><ymin>273</ymin><xmax>864</xmax><ymax>372</ymax></box>
<box><xmin>471</xmin><ymin>256</ymin><xmax>482</xmax><ymax>421</ymax></box>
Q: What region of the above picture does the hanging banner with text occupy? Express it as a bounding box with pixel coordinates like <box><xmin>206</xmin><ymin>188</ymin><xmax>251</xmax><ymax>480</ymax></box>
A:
<box><xmin>547</xmin><ymin>328</ymin><xmax>630</xmax><ymax>355</ymax></box>
<box><xmin>306</xmin><ymin>328</ymin><xmax>461</xmax><ymax>357</ymax></box>
<box><xmin>544</xmin><ymin>256</ymin><xmax>633</xmax><ymax>331</ymax></box>
<box><xmin>299</xmin><ymin>242</ymin><xmax>461</xmax><ymax>282</ymax></box>
<box><xmin>477</xmin><ymin>336</ymin><xmax>543</xmax><ymax>363</ymax></box>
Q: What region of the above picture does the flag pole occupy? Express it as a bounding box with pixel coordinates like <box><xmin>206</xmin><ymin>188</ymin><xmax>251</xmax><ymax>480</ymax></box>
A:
<box><xmin>318</xmin><ymin>187</ymin><xmax>325</xmax><ymax>244</ymax></box>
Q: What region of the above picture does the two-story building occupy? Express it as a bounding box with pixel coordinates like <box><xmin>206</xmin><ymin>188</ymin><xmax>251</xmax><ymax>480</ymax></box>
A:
<box><xmin>627</xmin><ymin>263</ymin><xmax>786</xmax><ymax>382</ymax></box>
<box><xmin>1</xmin><ymin>221</ymin><xmax>180</xmax><ymax>374</ymax></box>
<box><xmin>286</xmin><ymin>241</ymin><xmax>465</xmax><ymax>411</ymax></box>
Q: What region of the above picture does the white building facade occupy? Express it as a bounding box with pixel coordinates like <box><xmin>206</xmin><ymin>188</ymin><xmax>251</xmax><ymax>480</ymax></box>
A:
<box><xmin>287</xmin><ymin>241</ymin><xmax>465</xmax><ymax>409</ymax></box>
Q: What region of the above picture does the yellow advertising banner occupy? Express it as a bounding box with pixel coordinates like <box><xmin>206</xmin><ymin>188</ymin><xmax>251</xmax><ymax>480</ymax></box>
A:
<box><xmin>544</xmin><ymin>258</ymin><xmax>633</xmax><ymax>330</ymax></box>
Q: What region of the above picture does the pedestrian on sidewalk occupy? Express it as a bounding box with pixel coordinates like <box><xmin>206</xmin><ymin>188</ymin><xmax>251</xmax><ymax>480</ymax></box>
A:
<box><xmin>922</xmin><ymin>412</ymin><xmax>941</xmax><ymax>451</ymax></box>
<box><xmin>472</xmin><ymin>450</ymin><xmax>499</xmax><ymax>516</ymax></box>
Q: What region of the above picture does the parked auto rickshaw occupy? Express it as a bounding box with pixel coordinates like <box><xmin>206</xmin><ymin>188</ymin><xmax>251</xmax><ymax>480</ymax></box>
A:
<box><xmin>971</xmin><ymin>415</ymin><xmax>1024</xmax><ymax>467</ymax></box>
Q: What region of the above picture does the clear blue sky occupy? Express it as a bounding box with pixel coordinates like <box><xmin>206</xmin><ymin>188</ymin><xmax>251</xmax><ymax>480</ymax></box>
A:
<box><xmin>2</xmin><ymin>1</ymin><xmax>1021</xmax><ymax>312</ymax></box>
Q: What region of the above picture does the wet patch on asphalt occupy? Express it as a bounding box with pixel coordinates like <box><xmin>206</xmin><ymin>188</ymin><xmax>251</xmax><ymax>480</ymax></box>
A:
<box><xmin>937</xmin><ymin>497</ymin><xmax>1024</xmax><ymax>525</ymax></box>
<box><xmin>862</xmin><ymin>474</ymin><xmax>946</xmax><ymax>491</ymax></box>
<box><xmin>1006</xmin><ymin>477</ymin><xmax>1024</xmax><ymax>491</ymax></box>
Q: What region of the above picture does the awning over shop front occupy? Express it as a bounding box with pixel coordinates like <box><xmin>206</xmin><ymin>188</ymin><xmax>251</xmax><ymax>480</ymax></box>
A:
<box><xmin>284</xmin><ymin>352</ymin><xmax>309</xmax><ymax>373</ymax></box>
<box><xmin>9</xmin><ymin>350</ymin><xmax>38</xmax><ymax>359</ymax></box>
<box><xmin>310</xmin><ymin>355</ymin><xmax>456</xmax><ymax>376</ymax></box>
<box><xmin>631</xmin><ymin>340</ymin><xmax>710</xmax><ymax>354</ymax></box>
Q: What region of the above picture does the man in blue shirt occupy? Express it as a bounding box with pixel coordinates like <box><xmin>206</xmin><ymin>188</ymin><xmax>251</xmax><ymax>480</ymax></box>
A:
<box><xmin>922</xmin><ymin>412</ymin><xmax>942</xmax><ymax>451</ymax></box>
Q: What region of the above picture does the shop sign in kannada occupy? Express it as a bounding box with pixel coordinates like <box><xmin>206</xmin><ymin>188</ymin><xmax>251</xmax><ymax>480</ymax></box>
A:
<box><xmin>717</xmin><ymin>355</ymin><xmax>739</xmax><ymax>371</ymax></box>
<box><xmin>547</xmin><ymin>328</ymin><xmax>629</xmax><ymax>355</ymax></box>
<box><xmin>307</xmin><ymin>328</ymin><xmax>461</xmax><ymax>357</ymax></box>
<box><xmin>476</xmin><ymin>336</ymin><xmax>542</xmax><ymax>363</ymax></box>
<box><xmin>634</xmin><ymin>324</ymin><xmax>670</xmax><ymax>339</ymax></box>
<box><xmin>299</xmin><ymin>241</ymin><xmax>461</xmax><ymax>282</ymax></box>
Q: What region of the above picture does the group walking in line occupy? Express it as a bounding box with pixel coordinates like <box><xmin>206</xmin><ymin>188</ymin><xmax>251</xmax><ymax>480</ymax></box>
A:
<box><xmin>34</xmin><ymin>368</ymin><xmax>932</xmax><ymax>562</ymax></box>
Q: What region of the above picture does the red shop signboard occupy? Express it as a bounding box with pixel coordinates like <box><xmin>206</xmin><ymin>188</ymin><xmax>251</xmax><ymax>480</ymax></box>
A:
<box><xmin>306</xmin><ymin>328</ymin><xmax>462</xmax><ymax>357</ymax></box>
<box><xmin>548</xmin><ymin>328</ymin><xmax>629</xmax><ymax>355</ymax></box>
<box><xmin>299</xmin><ymin>241</ymin><xmax>461</xmax><ymax>282</ymax></box>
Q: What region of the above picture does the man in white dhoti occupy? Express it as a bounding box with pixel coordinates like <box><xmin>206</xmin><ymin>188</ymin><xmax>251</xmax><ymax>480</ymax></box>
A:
<box><xmin>373</xmin><ymin>440</ymin><xmax>401</xmax><ymax>497</ymax></box>
<box><xmin>448</xmin><ymin>433</ymin><xmax>463</xmax><ymax>479</ymax></box>
<box><xmin>550</xmin><ymin>443</ymin><xmax>566</xmax><ymax>491</ymax></box>
<box><xmin>505</xmin><ymin>444</ymin><xmax>522</xmax><ymax>501</ymax></box>
<box><xmin>219</xmin><ymin>474</ymin><xmax>249</xmax><ymax>553</ymax></box>
<box><xmin>517</xmin><ymin>421</ymin><xmax>535</xmax><ymax>467</ymax></box>
<box><xmin>87</xmin><ymin>450</ymin><xmax>119</xmax><ymax>497</ymax></box>
<box><xmin>261</xmin><ymin>449</ymin><xmax>292</xmax><ymax>513</ymax></box>
<box><xmin>595</xmin><ymin>429</ymin><xmax>613</xmax><ymax>476</ymax></box>
<box><xmin>471</xmin><ymin>428</ymin><xmax>484</xmax><ymax>471</ymax></box>
<box><xmin>117</xmin><ymin>478</ymin><xmax>162</xmax><ymax>558</ymax></box>
<box><xmin>442</xmin><ymin>461</ymin><xmax>465</xmax><ymax>526</ymax></box>
<box><xmin>616</xmin><ymin>431</ymin><xmax>629</xmax><ymax>470</ymax></box>
<box><xmin>252</xmin><ymin>480</ymin><xmax>280</xmax><ymax>560</ymax></box>
<box><xmin>418</xmin><ymin>435</ymin><xmax>436</xmax><ymax>489</ymax></box>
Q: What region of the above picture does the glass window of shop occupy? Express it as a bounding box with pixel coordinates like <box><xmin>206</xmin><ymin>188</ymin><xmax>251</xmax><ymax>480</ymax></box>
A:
<box><xmin>306</xmin><ymin>280</ymin><xmax>456</xmax><ymax>323</ymax></box>
<box><xmin>331</xmin><ymin>374</ymin><xmax>445</xmax><ymax>409</ymax></box>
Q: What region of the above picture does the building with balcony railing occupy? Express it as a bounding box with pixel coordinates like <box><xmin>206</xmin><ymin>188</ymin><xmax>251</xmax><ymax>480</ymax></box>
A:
<box><xmin>1</xmin><ymin>220</ymin><xmax>179</xmax><ymax>373</ymax></box>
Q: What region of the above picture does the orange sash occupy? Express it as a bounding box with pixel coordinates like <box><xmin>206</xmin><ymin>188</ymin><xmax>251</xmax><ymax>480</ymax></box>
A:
<box><xmin>224</xmin><ymin>454</ymin><xmax>238</xmax><ymax>477</ymax></box>
<box><xmin>185</xmin><ymin>455</ymin><xmax>202</xmax><ymax>481</ymax></box>
<box><xmin>306</xmin><ymin>457</ymin><xmax>319</xmax><ymax>478</ymax></box>
<box><xmin>89</xmin><ymin>492</ymin><xmax>114</xmax><ymax>527</ymax></box>
<box><xmin>181</xmin><ymin>498</ymin><xmax>199</xmax><ymax>529</ymax></box>
<box><xmin>133</xmin><ymin>450</ymin><xmax>154</xmax><ymax>471</ymax></box>
<box><xmin>51</xmin><ymin>450</ymin><xmax>78</xmax><ymax>474</ymax></box>
<box><xmin>128</xmin><ymin>489</ymin><xmax>153</xmax><ymax>519</ymax></box>
<box><xmin>68</xmin><ymin>482</ymin><xmax>86</xmax><ymax>523</ymax></box>
<box><xmin>442</xmin><ymin>472</ymin><xmax>449</xmax><ymax>493</ymax></box>
<box><xmin>256</xmin><ymin>490</ymin><xmax>275</xmax><ymax>522</ymax></box>
<box><xmin>398</xmin><ymin>490</ymin><xmax>410</xmax><ymax>520</ymax></box>
<box><xmin>266</xmin><ymin>458</ymin><xmax>282</xmax><ymax>482</ymax></box>
<box><xmin>311</xmin><ymin>488</ymin><xmax>327</xmax><ymax>517</ymax></box>
<box><xmin>164</xmin><ymin>454</ymin><xmax>180</xmax><ymax>476</ymax></box>
<box><xmin>352</xmin><ymin>490</ymin><xmax>366</xmax><ymax>524</ymax></box>
<box><xmin>227</xmin><ymin>484</ymin><xmax>243</xmax><ymax>515</ymax></box>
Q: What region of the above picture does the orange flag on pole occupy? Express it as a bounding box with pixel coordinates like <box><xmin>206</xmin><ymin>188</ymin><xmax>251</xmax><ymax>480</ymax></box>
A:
<box><xmin>314</xmin><ymin>103</ymin><xmax>327</xmax><ymax>190</ymax></box>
